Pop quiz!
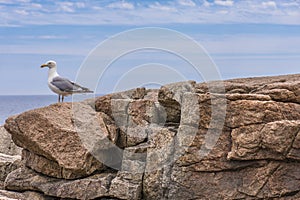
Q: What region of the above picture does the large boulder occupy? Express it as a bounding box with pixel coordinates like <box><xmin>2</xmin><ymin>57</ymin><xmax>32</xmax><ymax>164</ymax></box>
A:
<box><xmin>4</xmin><ymin>103</ymin><xmax>118</xmax><ymax>179</ymax></box>
<box><xmin>5</xmin><ymin>167</ymin><xmax>115</xmax><ymax>199</ymax></box>
<box><xmin>143</xmin><ymin>74</ymin><xmax>300</xmax><ymax>199</ymax></box>
<box><xmin>5</xmin><ymin>166</ymin><xmax>143</xmax><ymax>200</ymax></box>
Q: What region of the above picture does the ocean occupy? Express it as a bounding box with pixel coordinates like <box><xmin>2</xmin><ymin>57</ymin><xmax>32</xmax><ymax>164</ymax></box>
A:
<box><xmin>0</xmin><ymin>94</ymin><xmax>103</xmax><ymax>125</ymax></box>
<box><xmin>0</xmin><ymin>95</ymin><xmax>65</xmax><ymax>125</ymax></box>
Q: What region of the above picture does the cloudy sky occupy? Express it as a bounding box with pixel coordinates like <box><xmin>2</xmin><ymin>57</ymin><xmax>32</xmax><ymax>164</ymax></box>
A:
<box><xmin>0</xmin><ymin>0</ymin><xmax>299</xmax><ymax>95</ymax></box>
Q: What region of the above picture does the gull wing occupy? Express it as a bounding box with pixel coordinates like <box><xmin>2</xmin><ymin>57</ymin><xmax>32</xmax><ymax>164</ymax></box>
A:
<box><xmin>51</xmin><ymin>76</ymin><xmax>92</xmax><ymax>93</ymax></box>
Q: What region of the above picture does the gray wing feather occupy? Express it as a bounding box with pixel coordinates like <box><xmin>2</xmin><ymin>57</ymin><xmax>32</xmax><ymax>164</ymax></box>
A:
<box><xmin>51</xmin><ymin>76</ymin><xmax>92</xmax><ymax>93</ymax></box>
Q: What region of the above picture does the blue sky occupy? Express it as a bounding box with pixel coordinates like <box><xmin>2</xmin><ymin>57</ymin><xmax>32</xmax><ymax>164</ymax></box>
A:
<box><xmin>0</xmin><ymin>0</ymin><xmax>300</xmax><ymax>95</ymax></box>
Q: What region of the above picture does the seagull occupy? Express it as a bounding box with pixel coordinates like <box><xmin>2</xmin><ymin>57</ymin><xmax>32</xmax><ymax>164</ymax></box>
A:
<box><xmin>40</xmin><ymin>60</ymin><xmax>93</xmax><ymax>102</ymax></box>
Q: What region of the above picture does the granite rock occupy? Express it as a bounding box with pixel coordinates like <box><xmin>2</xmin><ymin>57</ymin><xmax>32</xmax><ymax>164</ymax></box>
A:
<box><xmin>0</xmin><ymin>126</ymin><xmax>21</xmax><ymax>156</ymax></box>
<box><xmin>4</xmin><ymin>103</ymin><xmax>114</xmax><ymax>179</ymax></box>
<box><xmin>2</xmin><ymin>74</ymin><xmax>300</xmax><ymax>200</ymax></box>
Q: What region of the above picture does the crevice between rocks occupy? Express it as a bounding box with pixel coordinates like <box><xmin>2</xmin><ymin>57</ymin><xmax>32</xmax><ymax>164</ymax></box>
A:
<box><xmin>162</xmin><ymin>126</ymin><xmax>179</xmax><ymax>199</ymax></box>
<box><xmin>256</xmin><ymin>162</ymin><xmax>281</xmax><ymax>197</ymax></box>
<box><xmin>278</xmin><ymin>190</ymin><xmax>300</xmax><ymax>198</ymax></box>
<box><xmin>140</xmin><ymin>170</ymin><xmax>145</xmax><ymax>200</ymax></box>
<box><xmin>285</xmin><ymin>128</ymin><xmax>300</xmax><ymax>158</ymax></box>
<box><xmin>93</xmin><ymin>196</ymin><xmax>123</xmax><ymax>200</ymax></box>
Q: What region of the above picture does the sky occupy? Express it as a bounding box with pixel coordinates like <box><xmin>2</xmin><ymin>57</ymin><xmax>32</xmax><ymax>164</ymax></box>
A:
<box><xmin>0</xmin><ymin>0</ymin><xmax>299</xmax><ymax>95</ymax></box>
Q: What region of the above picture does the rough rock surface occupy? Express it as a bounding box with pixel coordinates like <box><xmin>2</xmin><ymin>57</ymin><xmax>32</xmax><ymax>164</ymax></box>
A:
<box><xmin>3</xmin><ymin>103</ymin><xmax>117</xmax><ymax>179</ymax></box>
<box><xmin>5</xmin><ymin>167</ymin><xmax>115</xmax><ymax>199</ymax></box>
<box><xmin>0</xmin><ymin>189</ymin><xmax>53</xmax><ymax>200</ymax></box>
<box><xmin>0</xmin><ymin>126</ymin><xmax>21</xmax><ymax>156</ymax></box>
<box><xmin>1</xmin><ymin>74</ymin><xmax>300</xmax><ymax>199</ymax></box>
<box><xmin>0</xmin><ymin>154</ymin><xmax>21</xmax><ymax>190</ymax></box>
<box><xmin>0</xmin><ymin>127</ymin><xmax>21</xmax><ymax>190</ymax></box>
<box><xmin>0</xmin><ymin>154</ymin><xmax>20</xmax><ymax>182</ymax></box>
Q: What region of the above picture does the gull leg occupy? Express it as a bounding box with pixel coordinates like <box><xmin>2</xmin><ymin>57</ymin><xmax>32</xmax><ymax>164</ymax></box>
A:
<box><xmin>62</xmin><ymin>96</ymin><xmax>64</xmax><ymax>102</ymax></box>
<box><xmin>58</xmin><ymin>95</ymin><xmax>61</xmax><ymax>102</ymax></box>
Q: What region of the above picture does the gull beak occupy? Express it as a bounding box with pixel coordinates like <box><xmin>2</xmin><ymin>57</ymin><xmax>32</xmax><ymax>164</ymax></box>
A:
<box><xmin>40</xmin><ymin>64</ymin><xmax>48</xmax><ymax>68</ymax></box>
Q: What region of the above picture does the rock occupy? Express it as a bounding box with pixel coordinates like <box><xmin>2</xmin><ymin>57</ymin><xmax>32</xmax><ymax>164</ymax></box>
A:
<box><xmin>4</xmin><ymin>103</ymin><xmax>114</xmax><ymax>179</ymax></box>
<box><xmin>73</xmin><ymin>103</ymin><xmax>121</xmax><ymax>170</ymax></box>
<box><xmin>21</xmin><ymin>149</ymin><xmax>75</xmax><ymax>179</ymax></box>
<box><xmin>5</xmin><ymin>167</ymin><xmax>116</xmax><ymax>199</ymax></box>
<box><xmin>109</xmin><ymin>172</ymin><xmax>142</xmax><ymax>200</ymax></box>
<box><xmin>146</xmin><ymin>128</ymin><xmax>176</xmax><ymax>172</ymax></box>
<box><xmin>143</xmin><ymin>74</ymin><xmax>300</xmax><ymax>199</ymax></box>
<box><xmin>121</xmin><ymin>143</ymin><xmax>148</xmax><ymax>174</ymax></box>
<box><xmin>143</xmin><ymin>169</ymin><xmax>164</xmax><ymax>199</ymax></box>
<box><xmin>0</xmin><ymin>153</ymin><xmax>21</xmax><ymax>189</ymax></box>
<box><xmin>5</xmin><ymin>166</ymin><xmax>145</xmax><ymax>200</ymax></box>
<box><xmin>257</xmin><ymin>162</ymin><xmax>300</xmax><ymax>198</ymax></box>
<box><xmin>95</xmin><ymin>89</ymin><xmax>164</xmax><ymax>148</ymax></box>
<box><xmin>143</xmin><ymin>128</ymin><xmax>176</xmax><ymax>199</ymax></box>
<box><xmin>0</xmin><ymin>190</ymin><xmax>53</xmax><ymax>200</ymax></box>
<box><xmin>158</xmin><ymin>81</ymin><xmax>196</xmax><ymax>123</ymax></box>
<box><xmin>166</xmin><ymin>161</ymin><xmax>300</xmax><ymax>199</ymax></box>
<box><xmin>126</xmin><ymin>100</ymin><xmax>163</xmax><ymax>147</ymax></box>
<box><xmin>128</xmin><ymin>99</ymin><xmax>160</xmax><ymax>126</ymax></box>
<box><xmin>0</xmin><ymin>126</ymin><xmax>21</xmax><ymax>156</ymax></box>
<box><xmin>226</xmin><ymin>100</ymin><xmax>300</xmax><ymax>129</ymax></box>
<box><xmin>109</xmin><ymin>144</ymin><xmax>147</xmax><ymax>200</ymax></box>
<box><xmin>2</xmin><ymin>74</ymin><xmax>300</xmax><ymax>199</ymax></box>
<box><xmin>95</xmin><ymin>87</ymin><xmax>147</xmax><ymax>118</ymax></box>
<box><xmin>254</xmin><ymin>81</ymin><xmax>300</xmax><ymax>103</ymax></box>
<box><xmin>228</xmin><ymin>120</ymin><xmax>300</xmax><ymax>160</ymax></box>
<box><xmin>197</xmin><ymin>74</ymin><xmax>300</xmax><ymax>98</ymax></box>
<box><xmin>108</xmin><ymin>98</ymin><xmax>165</xmax><ymax>148</ymax></box>
<box><xmin>287</xmin><ymin>129</ymin><xmax>300</xmax><ymax>160</ymax></box>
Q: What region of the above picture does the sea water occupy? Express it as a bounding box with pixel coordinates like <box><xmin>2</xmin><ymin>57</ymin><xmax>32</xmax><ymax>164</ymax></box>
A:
<box><xmin>0</xmin><ymin>94</ymin><xmax>101</xmax><ymax>125</ymax></box>
<box><xmin>0</xmin><ymin>95</ymin><xmax>60</xmax><ymax>125</ymax></box>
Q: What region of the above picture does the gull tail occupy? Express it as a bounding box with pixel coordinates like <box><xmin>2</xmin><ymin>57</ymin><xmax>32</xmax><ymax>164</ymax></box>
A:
<box><xmin>80</xmin><ymin>87</ymin><xmax>93</xmax><ymax>93</ymax></box>
<box><xmin>71</xmin><ymin>82</ymin><xmax>93</xmax><ymax>93</ymax></box>
<box><xmin>73</xmin><ymin>87</ymin><xmax>93</xmax><ymax>93</ymax></box>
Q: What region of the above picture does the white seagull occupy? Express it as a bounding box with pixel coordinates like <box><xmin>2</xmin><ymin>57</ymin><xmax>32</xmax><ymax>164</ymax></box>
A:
<box><xmin>41</xmin><ymin>60</ymin><xmax>93</xmax><ymax>102</ymax></box>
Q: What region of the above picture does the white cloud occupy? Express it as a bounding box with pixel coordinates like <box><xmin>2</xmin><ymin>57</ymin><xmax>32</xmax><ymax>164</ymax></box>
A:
<box><xmin>15</xmin><ymin>9</ymin><xmax>29</xmax><ymax>15</ymax></box>
<box><xmin>31</xmin><ymin>3</ymin><xmax>42</xmax><ymax>9</ymax></box>
<box><xmin>149</xmin><ymin>2</ymin><xmax>177</xmax><ymax>12</ymax></box>
<box><xmin>17</xmin><ymin>0</ymin><xmax>31</xmax><ymax>2</ymax></box>
<box><xmin>38</xmin><ymin>35</ymin><xmax>68</xmax><ymax>39</ymax></box>
<box><xmin>92</xmin><ymin>6</ymin><xmax>103</xmax><ymax>11</ymax></box>
<box><xmin>177</xmin><ymin>0</ymin><xmax>196</xmax><ymax>7</ymax></box>
<box><xmin>217</xmin><ymin>10</ymin><xmax>229</xmax><ymax>14</ymax></box>
<box><xmin>202</xmin><ymin>0</ymin><xmax>211</xmax><ymax>7</ymax></box>
<box><xmin>107</xmin><ymin>1</ymin><xmax>134</xmax><ymax>10</ymax></box>
<box><xmin>0</xmin><ymin>0</ymin><xmax>13</xmax><ymax>3</ymax></box>
<box><xmin>195</xmin><ymin>34</ymin><xmax>300</xmax><ymax>61</ymax></box>
<box><xmin>14</xmin><ymin>35</ymin><xmax>68</xmax><ymax>40</ymax></box>
<box><xmin>0</xmin><ymin>43</ymin><xmax>89</xmax><ymax>55</ymax></box>
<box><xmin>261</xmin><ymin>1</ymin><xmax>277</xmax><ymax>9</ymax></box>
<box><xmin>75</xmin><ymin>2</ymin><xmax>85</xmax><ymax>9</ymax></box>
<box><xmin>56</xmin><ymin>2</ymin><xmax>85</xmax><ymax>12</ymax></box>
<box><xmin>214</xmin><ymin>0</ymin><xmax>234</xmax><ymax>7</ymax></box>
<box><xmin>281</xmin><ymin>1</ymin><xmax>300</xmax><ymax>8</ymax></box>
<box><xmin>281</xmin><ymin>2</ymin><xmax>298</xmax><ymax>7</ymax></box>
<box><xmin>0</xmin><ymin>0</ymin><xmax>300</xmax><ymax>26</ymax></box>
<box><xmin>57</xmin><ymin>2</ymin><xmax>75</xmax><ymax>12</ymax></box>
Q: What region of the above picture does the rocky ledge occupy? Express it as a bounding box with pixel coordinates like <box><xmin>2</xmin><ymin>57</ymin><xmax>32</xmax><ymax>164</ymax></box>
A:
<box><xmin>1</xmin><ymin>74</ymin><xmax>300</xmax><ymax>199</ymax></box>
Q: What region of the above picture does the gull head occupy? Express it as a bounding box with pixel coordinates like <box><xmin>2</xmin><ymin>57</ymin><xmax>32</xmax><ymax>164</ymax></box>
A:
<box><xmin>40</xmin><ymin>60</ymin><xmax>57</xmax><ymax>69</ymax></box>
